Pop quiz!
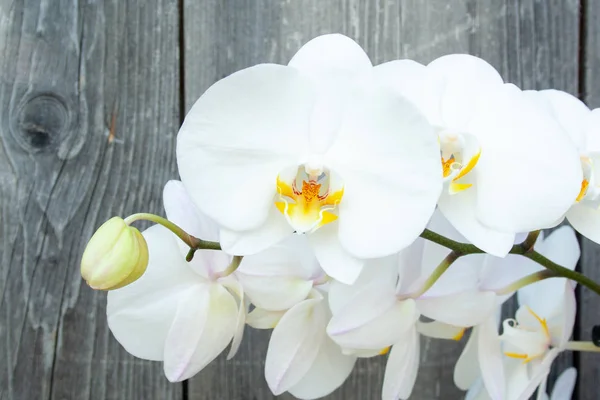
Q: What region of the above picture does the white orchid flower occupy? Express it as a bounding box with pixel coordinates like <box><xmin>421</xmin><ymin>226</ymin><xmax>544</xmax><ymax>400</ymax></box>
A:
<box><xmin>177</xmin><ymin>33</ymin><xmax>442</xmax><ymax>284</ymax></box>
<box><xmin>538</xmin><ymin>367</ymin><xmax>577</xmax><ymax>400</ymax></box>
<box><xmin>326</xmin><ymin>215</ymin><xmax>497</xmax><ymax>400</ymax></box>
<box><xmin>264</xmin><ymin>289</ymin><xmax>357</xmax><ymax>399</ymax></box>
<box><xmin>527</xmin><ymin>89</ymin><xmax>600</xmax><ymax>243</ymax></box>
<box><xmin>464</xmin><ymin>227</ymin><xmax>579</xmax><ymax>400</ymax></box>
<box><xmin>374</xmin><ymin>55</ymin><xmax>581</xmax><ymax>257</ymax></box>
<box><xmin>106</xmin><ymin>180</ymin><xmax>245</xmax><ymax>382</ymax></box>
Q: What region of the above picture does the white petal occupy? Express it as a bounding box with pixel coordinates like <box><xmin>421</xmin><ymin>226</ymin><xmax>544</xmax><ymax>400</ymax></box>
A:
<box><xmin>177</xmin><ymin>64</ymin><xmax>313</xmax><ymax>231</ymax></box>
<box><xmin>567</xmin><ymin>203</ymin><xmax>600</xmax><ymax>245</ymax></box>
<box><xmin>289</xmin><ymin>34</ymin><xmax>372</xmax><ymax>78</ymax></box>
<box><xmin>163</xmin><ymin>283</ymin><xmax>238</xmax><ymax>381</ymax></box>
<box><xmin>479</xmin><ymin>254</ymin><xmax>540</xmax><ymax>294</ymax></box>
<box><xmin>427</xmin><ymin>54</ymin><xmax>504</xmax><ymax>130</ymax></box>
<box><xmin>288</xmin><ymin>336</ymin><xmax>357</xmax><ymax>400</ymax></box>
<box><xmin>219</xmin><ymin>204</ymin><xmax>293</xmax><ymax>255</ymax></box>
<box><xmin>550</xmin><ymin>368</ymin><xmax>577</xmax><ymax>400</ymax></box>
<box><xmin>329</xmin><ymin>85</ymin><xmax>442</xmax><ymax>258</ymax></box>
<box><xmin>236</xmin><ymin>235</ymin><xmax>317</xmax><ymax>311</ymax></box>
<box><xmin>478</xmin><ymin>316</ymin><xmax>505</xmax><ymax>400</ymax></box>
<box><xmin>535</xmin><ymin>225</ymin><xmax>580</xmax><ymax>271</ymax></box>
<box><xmin>454</xmin><ymin>327</ymin><xmax>479</xmax><ymax>390</ymax></box>
<box><xmin>416</xmin><ymin>320</ymin><xmax>465</xmax><ymax>340</ymax></box>
<box><xmin>265</xmin><ymin>295</ymin><xmax>327</xmax><ymax>395</ymax></box>
<box><xmin>382</xmin><ymin>328</ymin><xmax>420</xmax><ymax>400</ymax></box>
<box><xmin>107</xmin><ymin>225</ymin><xmax>201</xmax><ymax>361</ymax></box>
<box><xmin>416</xmin><ymin>290</ymin><xmax>496</xmax><ymax>327</ymax></box>
<box><xmin>585</xmin><ymin>109</ymin><xmax>600</xmax><ymax>152</ymax></box>
<box><xmin>328</xmin><ymin>256</ymin><xmax>398</xmax><ymax>314</ymax></box>
<box><xmin>472</xmin><ymin>84</ymin><xmax>582</xmax><ymax>232</ymax></box>
<box><xmin>557</xmin><ymin>282</ymin><xmax>577</xmax><ymax>347</ymax></box>
<box><xmin>514</xmin><ymin>349</ymin><xmax>560</xmax><ymax>400</ymax></box>
<box><xmin>246</xmin><ymin>307</ymin><xmax>286</xmax><ymax>329</ymax></box>
<box><xmin>327</xmin><ymin>288</ymin><xmax>418</xmax><ymax>350</ymax></box>
<box><xmin>309</xmin><ymin>222</ymin><xmax>364</xmax><ymax>285</ymax></box>
<box><xmin>221</xmin><ymin>280</ymin><xmax>246</xmax><ymax>359</ymax></box>
<box><xmin>438</xmin><ymin>187</ymin><xmax>515</xmax><ymax>257</ymax></box>
<box><xmin>540</xmin><ymin>89</ymin><xmax>589</xmax><ymax>151</ymax></box>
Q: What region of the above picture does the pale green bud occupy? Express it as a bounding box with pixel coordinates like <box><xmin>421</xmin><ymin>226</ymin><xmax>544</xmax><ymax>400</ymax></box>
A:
<box><xmin>81</xmin><ymin>217</ymin><xmax>149</xmax><ymax>290</ymax></box>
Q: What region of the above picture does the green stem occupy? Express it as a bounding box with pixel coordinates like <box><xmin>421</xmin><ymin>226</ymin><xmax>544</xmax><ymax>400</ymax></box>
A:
<box><xmin>408</xmin><ymin>251</ymin><xmax>460</xmax><ymax>298</ymax></box>
<box><xmin>220</xmin><ymin>255</ymin><xmax>243</xmax><ymax>277</ymax></box>
<box><xmin>520</xmin><ymin>230</ymin><xmax>541</xmax><ymax>252</ymax></box>
<box><xmin>495</xmin><ymin>269</ymin><xmax>557</xmax><ymax>295</ymax></box>
<box><xmin>420</xmin><ymin>229</ymin><xmax>600</xmax><ymax>296</ymax></box>
<box><xmin>124</xmin><ymin>213</ymin><xmax>221</xmax><ymax>252</ymax></box>
<box><xmin>564</xmin><ymin>341</ymin><xmax>600</xmax><ymax>352</ymax></box>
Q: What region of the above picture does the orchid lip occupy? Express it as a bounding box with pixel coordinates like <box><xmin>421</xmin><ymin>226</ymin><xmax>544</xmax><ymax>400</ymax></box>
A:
<box><xmin>439</xmin><ymin>132</ymin><xmax>481</xmax><ymax>195</ymax></box>
<box><xmin>275</xmin><ymin>165</ymin><xmax>343</xmax><ymax>234</ymax></box>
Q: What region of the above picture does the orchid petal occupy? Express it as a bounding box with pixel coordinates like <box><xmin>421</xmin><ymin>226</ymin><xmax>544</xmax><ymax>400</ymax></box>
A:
<box><xmin>416</xmin><ymin>290</ymin><xmax>496</xmax><ymax>327</ymax></box>
<box><xmin>288</xmin><ymin>336</ymin><xmax>357</xmax><ymax>400</ymax></box>
<box><xmin>416</xmin><ymin>320</ymin><xmax>465</xmax><ymax>340</ymax></box>
<box><xmin>472</xmin><ymin>84</ymin><xmax>581</xmax><ymax>232</ymax></box>
<box><xmin>567</xmin><ymin>204</ymin><xmax>600</xmax><ymax>246</ymax></box>
<box><xmin>328</xmin><ymin>86</ymin><xmax>442</xmax><ymax>258</ymax></box>
<box><xmin>478</xmin><ymin>316</ymin><xmax>505</xmax><ymax>400</ymax></box>
<box><xmin>454</xmin><ymin>327</ymin><xmax>479</xmax><ymax>390</ymax></box>
<box><xmin>550</xmin><ymin>368</ymin><xmax>577</xmax><ymax>400</ymax></box>
<box><xmin>328</xmin><ymin>291</ymin><xmax>418</xmax><ymax>350</ymax></box>
<box><xmin>382</xmin><ymin>328</ymin><xmax>420</xmax><ymax>400</ymax></box>
<box><xmin>163</xmin><ymin>283</ymin><xmax>238</xmax><ymax>382</ymax></box>
<box><xmin>177</xmin><ymin>64</ymin><xmax>313</xmax><ymax>231</ymax></box>
<box><xmin>107</xmin><ymin>225</ymin><xmax>201</xmax><ymax>361</ymax></box>
<box><xmin>309</xmin><ymin>222</ymin><xmax>364</xmax><ymax>285</ymax></box>
<box><xmin>265</xmin><ymin>294</ymin><xmax>327</xmax><ymax>395</ymax></box>
<box><xmin>246</xmin><ymin>307</ymin><xmax>286</xmax><ymax>329</ymax></box>
<box><xmin>221</xmin><ymin>280</ymin><xmax>246</xmax><ymax>359</ymax></box>
<box><xmin>540</xmin><ymin>89</ymin><xmax>589</xmax><ymax>151</ymax></box>
<box><xmin>514</xmin><ymin>349</ymin><xmax>560</xmax><ymax>400</ymax></box>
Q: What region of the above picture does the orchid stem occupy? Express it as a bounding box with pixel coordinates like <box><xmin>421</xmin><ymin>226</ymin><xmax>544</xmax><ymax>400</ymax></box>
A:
<box><xmin>420</xmin><ymin>229</ymin><xmax>600</xmax><ymax>296</ymax></box>
<box><xmin>411</xmin><ymin>251</ymin><xmax>460</xmax><ymax>298</ymax></box>
<box><xmin>495</xmin><ymin>269</ymin><xmax>558</xmax><ymax>296</ymax></box>
<box><xmin>124</xmin><ymin>213</ymin><xmax>221</xmax><ymax>253</ymax></box>
<box><xmin>221</xmin><ymin>255</ymin><xmax>243</xmax><ymax>277</ymax></box>
<box><xmin>564</xmin><ymin>341</ymin><xmax>600</xmax><ymax>352</ymax></box>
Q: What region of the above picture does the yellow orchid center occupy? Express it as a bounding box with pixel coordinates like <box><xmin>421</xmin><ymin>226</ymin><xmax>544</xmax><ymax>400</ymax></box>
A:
<box><xmin>577</xmin><ymin>179</ymin><xmax>590</xmax><ymax>202</ymax></box>
<box><xmin>503</xmin><ymin>306</ymin><xmax>551</xmax><ymax>364</ymax></box>
<box><xmin>275</xmin><ymin>166</ymin><xmax>344</xmax><ymax>234</ymax></box>
<box><xmin>439</xmin><ymin>133</ymin><xmax>481</xmax><ymax>194</ymax></box>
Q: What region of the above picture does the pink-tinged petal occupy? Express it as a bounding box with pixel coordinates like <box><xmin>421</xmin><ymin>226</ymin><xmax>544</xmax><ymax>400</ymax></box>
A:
<box><xmin>221</xmin><ymin>280</ymin><xmax>246</xmax><ymax>359</ymax></box>
<box><xmin>472</xmin><ymin>84</ymin><xmax>581</xmax><ymax>233</ymax></box>
<box><xmin>163</xmin><ymin>283</ymin><xmax>238</xmax><ymax>382</ymax></box>
<box><xmin>567</xmin><ymin>204</ymin><xmax>600</xmax><ymax>246</ymax></box>
<box><xmin>428</xmin><ymin>54</ymin><xmax>504</xmax><ymax>131</ymax></box>
<box><xmin>288</xmin><ymin>336</ymin><xmax>357</xmax><ymax>400</ymax></box>
<box><xmin>219</xmin><ymin>205</ymin><xmax>293</xmax><ymax>256</ymax></box>
<box><xmin>550</xmin><ymin>368</ymin><xmax>577</xmax><ymax>400</ymax></box>
<box><xmin>438</xmin><ymin>187</ymin><xmax>515</xmax><ymax>257</ymax></box>
<box><xmin>328</xmin><ymin>86</ymin><xmax>441</xmax><ymax>259</ymax></box>
<box><xmin>246</xmin><ymin>307</ymin><xmax>286</xmax><ymax>329</ymax></box>
<box><xmin>107</xmin><ymin>225</ymin><xmax>201</xmax><ymax>361</ymax></box>
<box><xmin>265</xmin><ymin>293</ymin><xmax>327</xmax><ymax>395</ymax></box>
<box><xmin>382</xmin><ymin>328</ymin><xmax>420</xmax><ymax>400</ymax></box>
<box><xmin>454</xmin><ymin>327</ymin><xmax>479</xmax><ymax>390</ymax></box>
<box><xmin>309</xmin><ymin>222</ymin><xmax>364</xmax><ymax>285</ymax></box>
<box><xmin>177</xmin><ymin>64</ymin><xmax>313</xmax><ymax>232</ymax></box>
<box><xmin>416</xmin><ymin>291</ymin><xmax>496</xmax><ymax>327</ymax></box>
<box><xmin>328</xmin><ymin>291</ymin><xmax>418</xmax><ymax>350</ymax></box>
<box><xmin>478</xmin><ymin>316</ymin><xmax>505</xmax><ymax>400</ymax></box>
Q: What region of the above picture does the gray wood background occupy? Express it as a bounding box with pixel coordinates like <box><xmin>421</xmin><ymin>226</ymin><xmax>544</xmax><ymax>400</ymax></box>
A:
<box><xmin>0</xmin><ymin>0</ymin><xmax>597</xmax><ymax>399</ymax></box>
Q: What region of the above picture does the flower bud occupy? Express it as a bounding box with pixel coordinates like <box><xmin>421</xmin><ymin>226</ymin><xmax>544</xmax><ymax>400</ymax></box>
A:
<box><xmin>81</xmin><ymin>217</ymin><xmax>149</xmax><ymax>290</ymax></box>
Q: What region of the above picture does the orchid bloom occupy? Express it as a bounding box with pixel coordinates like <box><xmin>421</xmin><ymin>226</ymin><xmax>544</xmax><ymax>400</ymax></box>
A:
<box><xmin>235</xmin><ymin>235</ymin><xmax>355</xmax><ymax>399</ymax></box>
<box><xmin>460</xmin><ymin>227</ymin><xmax>579</xmax><ymax>400</ymax></box>
<box><xmin>176</xmin><ymin>33</ymin><xmax>442</xmax><ymax>284</ymax></box>
<box><xmin>107</xmin><ymin>181</ymin><xmax>245</xmax><ymax>382</ymax></box>
<box><xmin>374</xmin><ymin>55</ymin><xmax>581</xmax><ymax>257</ymax></box>
<box><xmin>326</xmin><ymin>212</ymin><xmax>497</xmax><ymax>400</ymax></box>
<box><xmin>527</xmin><ymin>89</ymin><xmax>600</xmax><ymax>242</ymax></box>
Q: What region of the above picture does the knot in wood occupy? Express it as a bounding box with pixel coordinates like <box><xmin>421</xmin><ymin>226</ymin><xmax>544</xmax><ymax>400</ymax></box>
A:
<box><xmin>13</xmin><ymin>93</ymin><xmax>70</xmax><ymax>152</ymax></box>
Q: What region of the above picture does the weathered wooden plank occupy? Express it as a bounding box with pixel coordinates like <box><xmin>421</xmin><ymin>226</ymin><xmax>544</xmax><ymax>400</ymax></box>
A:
<box><xmin>0</xmin><ymin>1</ymin><xmax>182</xmax><ymax>399</ymax></box>
<box><xmin>578</xmin><ymin>0</ymin><xmax>600</xmax><ymax>393</ymax></box>
<box><xmin>182</xmin><ymin>1</ymin><xmax>579</xmax><ymax>399</ymax></box>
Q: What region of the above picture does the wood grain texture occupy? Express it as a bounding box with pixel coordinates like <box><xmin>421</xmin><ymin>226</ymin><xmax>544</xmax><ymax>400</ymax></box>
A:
<box><xmin>183</xmin><ymin>1</ymin><xmax>580</xmax><ymax>399</ymax></box>
<box><xmin>0</xmin><ymin>1</ymin><xmax>181</xmax><ymax>399</ymax></box>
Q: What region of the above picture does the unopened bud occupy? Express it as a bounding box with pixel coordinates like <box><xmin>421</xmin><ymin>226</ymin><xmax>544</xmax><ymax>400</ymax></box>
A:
<box><xmin>81</xmin><ymin>217</ymin><xmax>148</xmax><ymax>290</ymax></box>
